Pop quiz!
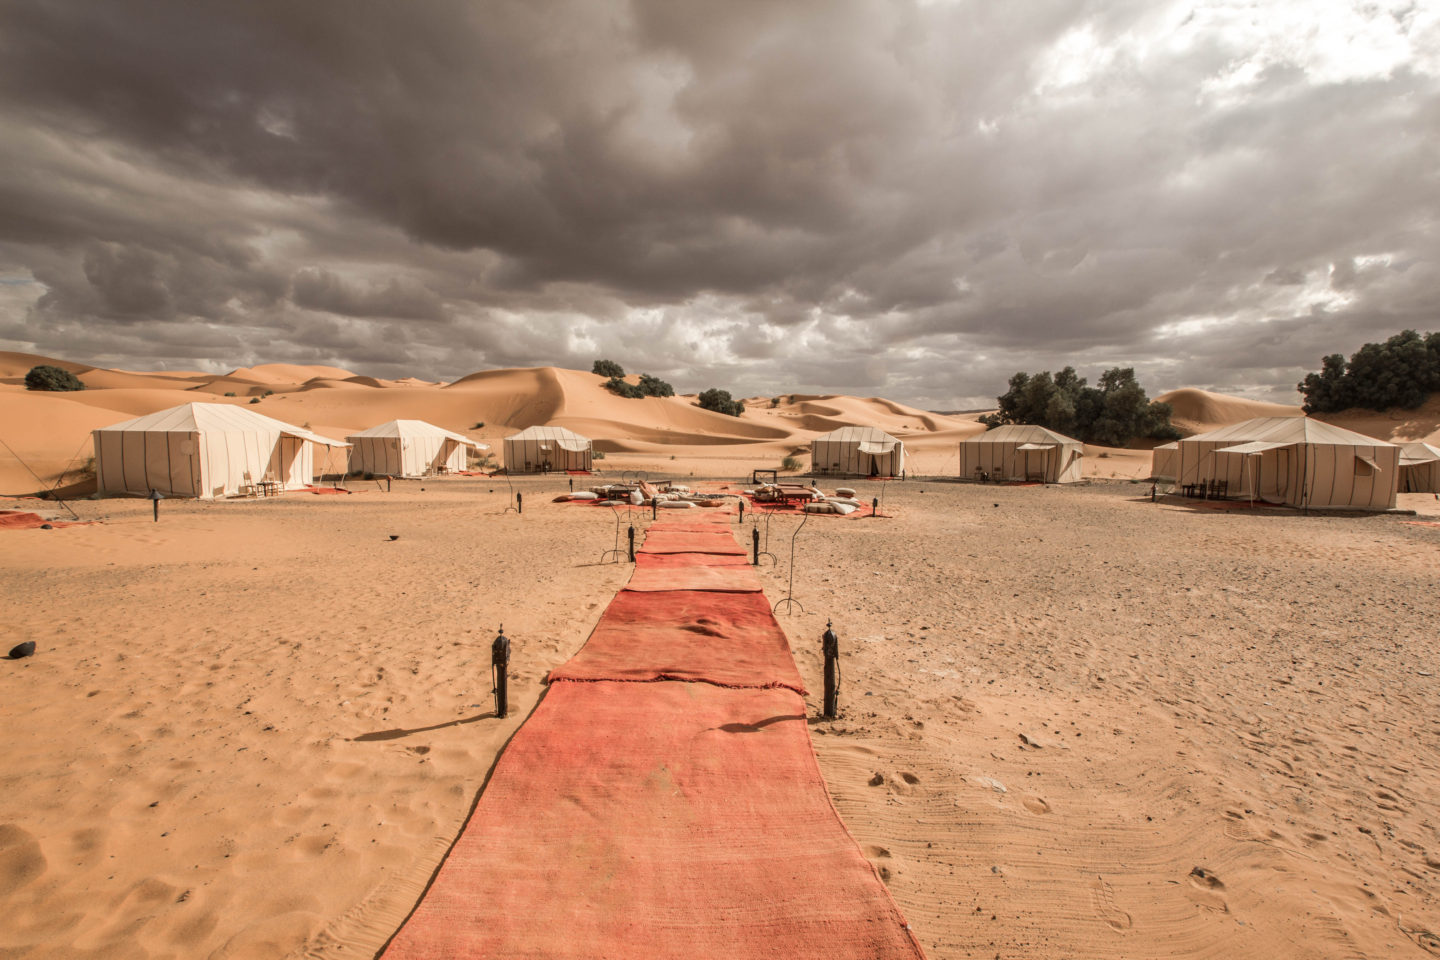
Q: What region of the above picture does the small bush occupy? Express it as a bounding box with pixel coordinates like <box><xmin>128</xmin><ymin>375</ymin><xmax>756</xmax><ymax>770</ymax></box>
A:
<box><xmin>593</xmin><ymin>449</ymin><xmax>607</xmax><ymax>460</ymax></box>
<box><xmin>637</xmin><ymin>373</ymin><xmax>674</xmax><ymax>397</ymax></box>
<box><xmin>780</xmin><ymin>455</ymin><xmax>801</xmax><ymax>472</ymax></box>
<box><xmin>24</xmin><ymin>365</ymin><xmax>85</xmax><ymax>392</ymax></box>
<box><xmin>698</xmin><ymin>388</ymin><xmax>744</xmax><ymax>417</ymax></box>
<box><xmin>263</xmin><ymin>390</ymin><xmax>274</xmax><ymax>397</ymax></box>
<box><xmin>249</xmin><ymin>397</ymin><xmax>261</xmax><ymax>404</ymax></box>
<box><xmin>770</xmin><ymin>397</ymin><xmax>781</xmax><ymax>408</ymax></box>
<box><xmin>593</xmin><ymin>359</ymin><xmax>625</xmax><ymax>378</ymax></box>
<box><xmin>224</xmin><ymin>392</ymin><xmax>236</xmax><ymax>397</ymax></box>
<box><xmin>473</xmin><ymin>421</ymin><xmax>485</xmax><ymax>429</ymax></box>
<box><xmin>604</xmin><ymin>376</ymin><xmax>643</xmax><ymax>398</ymax></box>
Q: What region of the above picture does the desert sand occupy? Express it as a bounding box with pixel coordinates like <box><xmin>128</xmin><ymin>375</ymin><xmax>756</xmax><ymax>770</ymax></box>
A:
<box><xmin>5</xmin><ymin>356</ymin><xmax>1440</xmax><ymax>958</ymax></box>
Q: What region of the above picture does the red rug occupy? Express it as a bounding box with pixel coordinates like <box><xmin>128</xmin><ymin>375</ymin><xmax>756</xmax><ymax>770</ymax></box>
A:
<box><xmin>624</xmin><ymin>552</ymin><xmax>761</xmax><ymax>593</ymax></box>
<box><xmin>549</xmin><ymin>590</ymin><xmax>806</xmax><ymax>694</ymax></box>
<box><xmin>379</xmin><ymin>519</ymin><xmax>924</xmax><ymax>960</ymax></box>
<box><xmin>0</xmin><ymin>510</ymin><xmax>90</xmax><ymax>530</ymax></box>
<box><xmin>379</xmin><ymin>683</ymin><xmax>923</xmax><ymax>960</ymax></box>
<box><xmin>637</xmin><ymin>529</ymin><xmax>747</xmax><ymax>555</ymax></box>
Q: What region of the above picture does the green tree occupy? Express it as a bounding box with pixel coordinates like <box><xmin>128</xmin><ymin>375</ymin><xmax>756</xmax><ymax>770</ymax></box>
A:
<box><xmin>980</xmin><ymin>366</ymin><xmax>1177</xmax><ymax>445</ymax></box>
<box><xmin>697</xmin><ymin>388</ymin><xmax>744</xmax><ymax>417</ymax></box>
<box><xmin>24</xmin><ymin>365</ymin><xmax>85</xmax><ymax>391</ymax></box>
<box><xmin>603</xmin><ymin>376</ymin><xmax>643</xmax><ymax>398</ymax></box>
<box><xmin>637</xmin><ymin>373</ymin><xmax>674</xmax><ymax>397</ymax></box>
<box><xmin>1298</xmin><ymin>330</ymin><xmax>1440</xmax><ymax>413</ymax></box>
<box><xmin>592</xmin><ymin>359</ymin><xmax>625</xmax><ymax>378</ymax></box>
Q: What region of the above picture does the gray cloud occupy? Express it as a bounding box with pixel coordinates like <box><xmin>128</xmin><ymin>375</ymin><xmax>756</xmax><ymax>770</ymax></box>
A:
<box><xmin>0</xmin><ymin>0</ymin><xmax>1436</xmax><ymax>407</ymax></box>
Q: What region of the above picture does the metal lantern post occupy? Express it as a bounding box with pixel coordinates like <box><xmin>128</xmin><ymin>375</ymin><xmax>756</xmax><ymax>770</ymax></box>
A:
<box><xmin>491</xmin><ymin>627</ymin><xmax>511</xmax><ymax>718</ymax></box>
<box><xmin>822</xmin><ymin>621</ymin><xmax>840</xmax><ymax>719</ymax></box>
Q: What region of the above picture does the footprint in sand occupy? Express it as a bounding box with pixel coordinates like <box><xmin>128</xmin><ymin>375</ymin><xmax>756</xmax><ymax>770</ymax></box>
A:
<box><xmin>1022</xmin><ymin>795</ymin><xmax>1051</xmax><ymax>815</ymax></box>
<box><xmin>1090</xmin><ymin>876</ymin><xmax>1132</xmax><ymax>931</ymax></box>
<box><xmin>1187</xmin><ymin>867</ymin><xmax>1229</xmax><ymax>914</ymax></box>
<box><xmin>0</xmin><ymin>824</ymin><xmax>47</xmax><ymax>896</ymax></box>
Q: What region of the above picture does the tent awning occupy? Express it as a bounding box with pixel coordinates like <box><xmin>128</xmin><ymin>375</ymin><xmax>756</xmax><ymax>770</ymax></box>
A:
<box><xmin>556</xmin><ymin>439</ymin><xmax>589</xmax><ymax>452</ymax></box>
<box><xmin>857</xmin><ymin>440</ymin><xmax>896</xmax><ymax>454</ymax></box>
<box><xmin>1215</xmin><ymin>441</ymin><xmax>1294</xmax><ymax>456</ymax></box>
<box><xmin>280</xmin><ymin>426</ymin><xmax>349</xmax><ymax>447</ymax></box>
<box><xmin>1015</xmin><ymin>443</ymin><xmax>1055</xmax><ymax>451</ymax></box>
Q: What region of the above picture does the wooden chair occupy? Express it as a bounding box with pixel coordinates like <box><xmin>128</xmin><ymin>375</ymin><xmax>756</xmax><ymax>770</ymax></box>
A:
<box><xmin>239</xmin><ymin>471</ymin><xmax>259</xmax><ymax>498</ymax></box>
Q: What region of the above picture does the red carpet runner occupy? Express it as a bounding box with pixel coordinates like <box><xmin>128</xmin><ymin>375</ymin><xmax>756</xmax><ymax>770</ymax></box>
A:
<box><xmin>381</xmin><ymin>515</ymin><xmax>926</xmax><ymax>959</ymax></box>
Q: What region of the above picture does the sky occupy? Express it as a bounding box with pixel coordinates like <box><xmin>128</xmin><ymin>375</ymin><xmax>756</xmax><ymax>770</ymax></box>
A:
<box><xmin>0</xmin><ymin>1</ymin><xmax>1436</xmax><ymax>409</ymax></box>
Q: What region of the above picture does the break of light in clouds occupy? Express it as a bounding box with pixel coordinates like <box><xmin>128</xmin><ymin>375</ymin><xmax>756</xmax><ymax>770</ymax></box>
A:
<box><xmin>0</xmin><ymin>0</ymin><xmax>1435</xmax><ymax>408</ymax></box>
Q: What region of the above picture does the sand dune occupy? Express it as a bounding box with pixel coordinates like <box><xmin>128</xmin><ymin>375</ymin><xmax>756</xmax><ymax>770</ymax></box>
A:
<box><xmin>9</xmin><ymin>351</ymin><xmax>1440</xmax><ymax>494</ymax></box>
<box><xmin>1322</xmin><ymin>394</ymin><xmax>1440</xmax><ymax>445</ymax></box>
<box><xmin>1158</xmin><ymin>388</ymin><xmax>1303</xmax><ymax>435</ymax></box>
<box><xmin>228</xmin><ymin>362</ymin><xmax>358</xmax><ymax>383</ymax></box>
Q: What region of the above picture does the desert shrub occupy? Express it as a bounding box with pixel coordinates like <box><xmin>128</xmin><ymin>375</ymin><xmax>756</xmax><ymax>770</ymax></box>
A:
<box><xmin>249</xmin><ymin>397</ymin><xmax>261</xmax><ymax>404</ymax></box>
<box><xmin>780</xmin><ymin>455</ymin><xmax>801</xmax><ymax>472</ymax></box>
<box><xmin>592</xmin><ymin>449</ymin><xmax>606</xmax><ymax>460</ymax></box>
<box><xmin>1298</xmin><ymin>329</ymin><xmax>1440</xmax><ymax>413</ymax></box>
<box><xmin>697</xmin><ymin>388</ymin><xmax>744</xmax><ymax>417</ymax></box>
<box><xmin>24</xmin><ymin>365</ymin><xmax>84</xmax><ymax>392</ymax></box>
<box><xmin>224</xmin><ymin>392</ymin><xmax>236</xmax><ymax>397</ymax></box>
<box><xmin>979</xmin><ymin>366</ymin><xmax>1177</xmax><ymax>445</ymax></box>
<box><xmin>637</xmin><ymin>373</ymin><xmax>674</xmax><ymax>397</ymax></box>
<box><xmin>770</xmin><ymin>397</ymin><xmax>781</xmax><ymax>408</ymax></box>
<box><xmin>604</xmin><ymin>376</ymin><xmax>643</xmax><ymax>398</ymax></box>
<box><xmin>263</xmin><ymin>390</ymin><xmax>274</xmax><ymax>397</ymax></box>
<box><xmin>473</xmin><ymin>421</ymin><xmax>485</xmax><ymax>429</ymax></box>
<box><xmin>592</xmin><ymin>359</ymin><xmax>625</xmax><ymax>378</ymax></box>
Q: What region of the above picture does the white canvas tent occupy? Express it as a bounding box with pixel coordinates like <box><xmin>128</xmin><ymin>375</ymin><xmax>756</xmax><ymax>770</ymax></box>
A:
<box><xmin>503</xmin><ymin>425</ymin><xmax>593</xmax><ymax>473</ymax></box>
<box><xmin>346</xmin><ymin>419</ymin><xmax>488</xmax><ymax>478</ymax></box>
<box><xmin>810</xmin><ymin>426</ymin><xmax>905</xmax><ymax>477</ymax></box>
<box><xmin>1175</xmin><ymin>417</ymin><xmax>1399</xmax><ymax>509</ymax></box>
<box><xmin>1151</xmin><ymin>441</ymin><xmax>1179</xmax><ymax>479</ymax></box>
<box><xmin>1398</xmin><ymin>441</ymin><xmax>1440</xmax><ymax>493</ymax></box>
<box><xmin>959</xmin><ymin>424</ymin><xmax>1084</xmax><ymax>483</ymax></box>
<box><xmin>93</xmin><ymin>402</ymin><xmax>348</xmax><ymax>499</ymax></box>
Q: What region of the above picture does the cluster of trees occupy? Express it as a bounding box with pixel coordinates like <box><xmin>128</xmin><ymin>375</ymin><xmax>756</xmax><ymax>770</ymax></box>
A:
<box><xmin>593</xmin><ymin>360</ymin><xmax>674</xmax><ymax>398</ymax></box>
<box><xmin>603</xmin><ymin>374</ymin><xmax>674</xmax><ymax>398</ymax></box>
<box><xmin>697</xmin><ymin>388</ymin><xmax>744</xmax><ymax>417</ymax></box>
<box><xmin>979</xmin><ymin>366</ymin><xmax>1179</xmax><ymax>446</ymax></box>
<box><xmin>25</xmin><ymin>365</ymin><xmax>85</xmax><ymax>391</ymax></box>
<box><xmin>594</xmin><ymin>358</ymin><xmax>742</xmax><ymax>416</ymax></box>
<box><xmin>1298</xmin><ymin>329</ymin><xmax>1440</xmax><ymax>413</ymax></box>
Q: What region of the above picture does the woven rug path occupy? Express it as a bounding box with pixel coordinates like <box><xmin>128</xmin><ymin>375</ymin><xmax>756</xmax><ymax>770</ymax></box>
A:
<box><xmin>380</xmin><ymin>518</ymin><xmax>926</xmax><ymax>960</ymax></box>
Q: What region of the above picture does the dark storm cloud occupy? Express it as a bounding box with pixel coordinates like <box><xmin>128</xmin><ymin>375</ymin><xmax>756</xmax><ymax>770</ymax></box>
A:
<box><xmin>0</xmin><ymin>0</ymin><xmax>1436</xmax><ymax>405</ymax></box>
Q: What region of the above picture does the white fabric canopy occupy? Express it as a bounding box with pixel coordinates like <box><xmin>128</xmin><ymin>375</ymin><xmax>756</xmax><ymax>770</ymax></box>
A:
<box><xmin>1214</xmin><ymin>441</ymin><xmax>1296</xmax><ymax>456</ymax></box>
<box><xmin>857</xmin><ymin>440</ymin><xmax>895</xmax><ymax>454</ymax></box>
<box><xmin>1015</xmin><ymin>443</ymin><xmax>1055</xmax><ymax>451</ymax></box>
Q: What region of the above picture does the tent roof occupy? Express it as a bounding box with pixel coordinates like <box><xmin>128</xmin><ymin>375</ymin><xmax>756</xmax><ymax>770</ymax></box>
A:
<box><xmin>812</xmin><ymin>423</ymin><xmax>898</xmax><ymax>451</ymax></box>
<box><xmin>347</xmin><ymin>419</ymin><xmax>486</xmax><ymax>448</ymax></box>
<box><xmin>1215</xmin><ymin>440</ymin><xmax>1295</xmax><ymax>455</ymax></box>
<box><xmin>505</xmin><ymin>425</ymin><xmax>591</xmax><ymax>452</ymax></box>
<box><xmin>1399</xmin><ymin>441</ymin><xmax>1440</xmax><ymax>465</ymax></box>
<box><xmin>96</xmin><ymin>402</ymin><xmax>348</xmax><ymax>447</ymax></box>
<box><xmin>969</xmin><ymin>423</ymin><xmax>1082</xmax><ymax>445</ymax></box>
<box><xmin>1184</xmin><ymin>416</ymin><xmax>1393</xmax><ymax>448</ymax></box>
